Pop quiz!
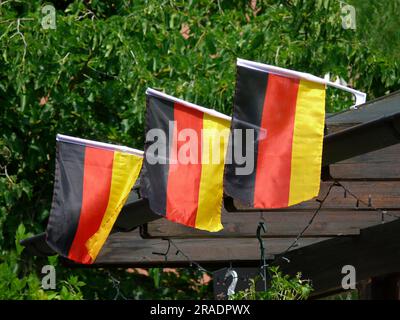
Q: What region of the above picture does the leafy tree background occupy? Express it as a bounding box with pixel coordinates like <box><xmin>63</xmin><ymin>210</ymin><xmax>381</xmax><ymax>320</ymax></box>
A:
<box><xmin>0</xmin><ymin>0</ymin><xmax>399</xmax><ymax>299</ymax></box>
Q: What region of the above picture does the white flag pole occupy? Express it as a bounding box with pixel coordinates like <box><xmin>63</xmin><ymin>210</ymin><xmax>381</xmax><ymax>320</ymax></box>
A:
<box><xmin>56</xmin><ymin>134</ymin><xmax>144</xmax><ymax>157</ymax></box>
<box><xmin>237</xmin><ymin>58</ymin><xmax>367</xmax><ymax>108</ymax></box>
<box><xmin>146</xmin><ymin>88</ymin><xmax>232</xmax><ymax>122</ymax></box>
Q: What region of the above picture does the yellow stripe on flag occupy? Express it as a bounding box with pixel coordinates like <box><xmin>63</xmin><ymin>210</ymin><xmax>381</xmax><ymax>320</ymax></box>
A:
<box><xmin>195</xmin><ymin>114</ymin><xmax>230</xmax><ymax>232</ymax></box>
<box><xmin>288</xmin><ymin>80</ymin><xmax>326</xmax><ymax>206</ymax></box>
<box><xmin>86</xmin><ymin>151</ymin><xmax>143</xmax><ymax>261</ymax></box>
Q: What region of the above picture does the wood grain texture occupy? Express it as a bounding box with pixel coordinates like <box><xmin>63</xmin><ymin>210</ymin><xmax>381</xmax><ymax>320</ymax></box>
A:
<box><xmin>93</xmin><ymin>228</ymin><xmax>331</xmax><ymax>267</ymax></box>
<box><xmin>233</xmin><ymin>181</ymin><xmax>400</xmax><ymax>210</ymax></box>
<box><xmin>143</xmin><ymin>210</ymin><xmax>398</xmax><ymax>238</ymax></box>
<box><xmin>275</xmin><ymin>218</ymin><xmax>400</xmax><ymax>297</ymax></box>
<box><xmin>330</xmin><ymin>144</ymin><xmax>400</xmax><ymax>179</ymax></box>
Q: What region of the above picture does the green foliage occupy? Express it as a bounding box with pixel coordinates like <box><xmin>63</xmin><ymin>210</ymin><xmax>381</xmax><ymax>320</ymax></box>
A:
<box><xmin>230</xmin><ymin>266</ymin><xmax>313</xmax><ymax>300</ymax></box>
<box><xmin>349</xmin><ymin>0</ymin><xmax>400</xmax><ymax>61</ymax></box>
<box><xmin>0</xmin><ymin>224</ymin><xmax>84</xmax><ymax>300</ymax></box>
<box><xmin>70</xmin><ymin>267</ymin><xmax>212</xmax><ymax>300</ymax></box>
<box><xmin>0</xmin><ymin>0</ymin><xmax>399</xmax><ymax>299</ymax></box>
<box><xmin>1</xmin><ymin>224</ymin><xmax>212</xmax><ymax>299</ymax></box>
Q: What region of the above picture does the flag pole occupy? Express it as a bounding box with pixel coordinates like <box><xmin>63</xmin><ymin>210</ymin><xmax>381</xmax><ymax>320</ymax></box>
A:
<box><xmin>146</xmin><ymin>88</ymin><xmax>232</xmax><ymax>121</ymax></box>
<box><xmin>237</xmin><ymin>58</ymin><xmax>367</xmax><ymax>108</ymax></box>
<box><xmin>56</xmin><ymin>134</ymin><xmax>144</xmax><ymax>157</ymax></box>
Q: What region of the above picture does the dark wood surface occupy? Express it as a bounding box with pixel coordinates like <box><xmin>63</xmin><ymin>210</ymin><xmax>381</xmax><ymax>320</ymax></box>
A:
<box><xmin>94</xmin><ymin>228</ymin><xmax>331</xmax><ymax>267</ymax></box>
<box><xmin>233</xmin><ymin>180</ymin><xmax>400</xmax><ymax>210</ymax></box>
<box><xmin>275</xmin><ymin>218</ymin><xmax>400</xmax><ymax>297</ymax></box>
<box><xmin>330</xmin><ymin>144</ymin><xmax>400</xmax><ymax>180</ymax></box>
<box><xmin>326</xmin><ymin>91</ymin><xmax>400</xmax><ymax>125</ymax></box>
<box><xmin>94</xmin><ymin>136</ymin><xmax>400</xmax><ymax>271</ymax></box>
<box><xmin>143</xmin><ymin>210</ymin><xmax>398</xmax><ymax>238</ymax></box>
<box><xmin>322</xmin><ymin>111</ymin><xmax>400</xmax><ymax>167</ymax></box>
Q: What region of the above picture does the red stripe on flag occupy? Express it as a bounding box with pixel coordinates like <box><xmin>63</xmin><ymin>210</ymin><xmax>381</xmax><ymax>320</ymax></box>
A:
<box><xmin>254</xmin><ymin>74</ymin><xmax>299</xmax><ymax>208</ymax></box>
<box><xmin>68</xmin><ymin>147</ymin><xmax>114</xmax><ymax>263</ymax></box>
<box><xmin>166</xmin><ymin>103</ymin><xmax>203</xmax><ymax>227</ymax></box>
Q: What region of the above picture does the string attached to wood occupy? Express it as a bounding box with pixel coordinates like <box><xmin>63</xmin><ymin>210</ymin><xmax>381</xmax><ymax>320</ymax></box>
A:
<box><xmin>273</xmin><ymin>181</ymin><xmax>339</xmax><ymax>264</ymax></box>
<box><xmin>273</xmin><ymin>180</ymin><xmax>400</xmax><ymax>266</ymax></box>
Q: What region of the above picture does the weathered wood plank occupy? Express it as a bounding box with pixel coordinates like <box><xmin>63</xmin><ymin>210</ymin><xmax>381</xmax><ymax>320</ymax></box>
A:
<box><xmin>330</xmin><ymin>163</ymin><xmax>400</xmax><ymax>180</ymax></box>
<box><xmin>94</xmin><ymin>229</ymin><xmax>331</xmax><ymax>267</ymax></box>
<box><xmin>322</xmin><ymin>111</ymin><xmax>400</xmax><ymax>167</ymax></box>
<box><xmin>143</xmin><ymin>210</ymin><xmax>398</xmax><ymax>238</ymax></box>
<box><xmin>326</xmin><ymin>91</ymin><xmax>400</xmax><ymax>126</ymax></box>
<box><xmin>232</xmin><ymin>181</ymin><xmax>400</xmax><ymax>211</ymax></box>
<box><xmin>326</xmin><ymin>123</ymin><xmax>358</xmax><ymax>134</ymax></box>
<box><xmin>114</xmin><ymin>197</ymin><xmax>160</xmax><ymax>232</ymax></box>
<box><xmin>330</xmin><ymin>144</ymin><xmax>400</xmax><ymax>179</ymax></box>
<box><xmin>332</xmin><ymin>144</ymin><xmax>400</xmax><ymax>164</ymax></box>
<box><xmin>275</xmin><ymin>218</ymin><xmax>400</xmax><ymax>297</ymax></box>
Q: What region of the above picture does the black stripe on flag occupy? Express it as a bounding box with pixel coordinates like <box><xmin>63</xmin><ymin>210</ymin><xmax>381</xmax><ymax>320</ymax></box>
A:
<box><xmin>224</xmin><ymin>65</ymin><xmax>269</xmax><ymax>206</ymax></box>
<box><xmin>46</xmin><ymin>141</ymin><xmax>85</xmax><ymax>257</ymax></box>
<box><xmin>140</xmin><ymin>94</ymin><xmax>175</xmax><ymax>216</ymax></box>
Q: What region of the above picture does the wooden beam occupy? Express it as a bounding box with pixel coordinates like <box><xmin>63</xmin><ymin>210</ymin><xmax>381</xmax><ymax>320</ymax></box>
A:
<box><xmin>330</xmin><ymin>144</ymin><xmax>400</xmax><ymax>180</ymax></box>
<box><xmin>113</xmin><ymin>197</ymin><xmax>160</xmax><ymax>232</ymax></box>
<box><xmin>143</xmin><ymin>210</ymin><xmax>398</xmax><ymax>239</ymax></box>
<box><xmin>231</xmin><ymin>181</ymin><xmax>400</xmax><ymax>211</ymax></box>
<box><xmin>326</xmin><ymin>90</ymin><xmax>400</xmax><ymax>126</ymax></box>
<box><xmin>274</xmin><ymin>218</ymin><xmax>400</xmax><ymax>297</ymax></box>
<box><xmin>88</xmin><ymin>229</ymin><xmax>331</xmax><ymax>267</ymax></box>
<box><xmin>322</xmin><ymin>112</ymin><xmax>400</xmax><ymax>167</ymax></box>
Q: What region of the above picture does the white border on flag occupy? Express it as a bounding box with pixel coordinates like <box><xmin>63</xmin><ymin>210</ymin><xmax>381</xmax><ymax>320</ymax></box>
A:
<box><xmin>56</xmin><ymin>134</ymin><xmax>144</xmax><ymax>157</ymax></box>
<box><xmin>146</xmin><ymin>88</ymin><xmax>232</xmax><ymax>122</ymax></box>
<box><xmin>237</xmin><ymin>58</ymin><xmax>367</xmax><ymax>107</ymax></box>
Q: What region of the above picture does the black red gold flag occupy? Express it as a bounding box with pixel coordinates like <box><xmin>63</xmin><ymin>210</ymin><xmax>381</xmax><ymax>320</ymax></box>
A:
<box><xmin>141</xmin><ymin>89</ymin><xmax>231</xmax><ymax>232</ymax></box>
<box><xmin>224</xmin><ymin>59</ymin><xmax>366</xmax><ymax>208</ymax></box>
<box><xmin>46</xmin><ymin>134</ymin><xmax>143</xmax><ymax>264</ymax></box>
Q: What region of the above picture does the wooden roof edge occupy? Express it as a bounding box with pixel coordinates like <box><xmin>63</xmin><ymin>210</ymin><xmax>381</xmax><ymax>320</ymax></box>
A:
<box><xmin>326</xmin><ymin>89</ymin><xmax>400</xmax><ymax>125</ymax></box>
<box><xmin>274</xmin><ymin>218</ymin><xmax>400</xmax><ymax>298</ymax></box>
<box><xmin>322</xmin><ymin>110</ymin><xmax>400</xmax><ymax>166</ymax></box>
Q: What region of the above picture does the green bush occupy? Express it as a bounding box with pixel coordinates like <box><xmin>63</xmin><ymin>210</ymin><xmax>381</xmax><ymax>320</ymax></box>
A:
<box><xmin>230</xmin><ymin>266</ymin><xmax>313</xmax><ymax>300</ymax></box>
<box><xmin>0</xmin><ymin>224</ymin><xmax>212</xmax><ymax>300</ymax></box>
<box><xmin>0</xmin><ymin>224</ymin><xmax>84</xmax><ymax>300</ymax></box>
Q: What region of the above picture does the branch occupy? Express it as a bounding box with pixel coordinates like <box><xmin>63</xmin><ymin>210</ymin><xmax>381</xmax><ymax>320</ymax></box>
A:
<box><xmin>9</xmin><ymin>18</ymin><xmax>27</xmax><ymax>62</ymax></box>
<box><xmin>0</xmin><ymin>165</ymin><xmax>14</xmax><ymax>184</ymax></box>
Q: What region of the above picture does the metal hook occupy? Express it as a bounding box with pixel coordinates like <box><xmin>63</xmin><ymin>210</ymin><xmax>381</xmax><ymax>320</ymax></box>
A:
<box><xmin>224</xmin><ymin>268</ymin><xmax>238</xmax><ymax>297</ymax></box>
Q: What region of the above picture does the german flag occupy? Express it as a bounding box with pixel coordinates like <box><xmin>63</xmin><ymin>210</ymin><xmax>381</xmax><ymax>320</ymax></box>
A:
<box><xmin>46</xmin><ymin>134</ymin><xmax>143</xmax><ymax>264</ymax></box>
<box><xmin>141</xmin><ymin>89</ymin><xmax>231</xmax><ymax>232</ymax></box>
<box><xmin>224</xmin><ymin>59</ymin><xmax>326</xmax><ymax>208</ymax></box>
